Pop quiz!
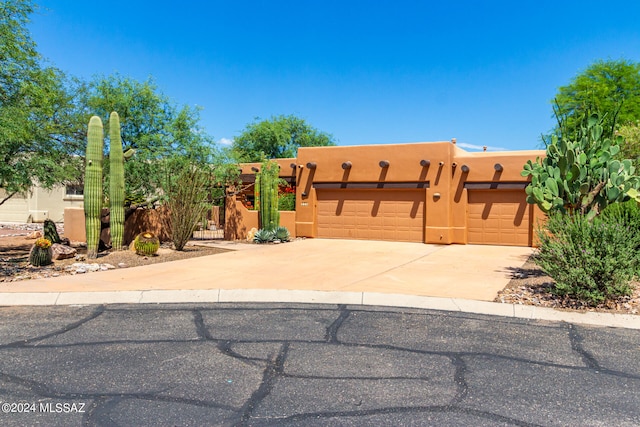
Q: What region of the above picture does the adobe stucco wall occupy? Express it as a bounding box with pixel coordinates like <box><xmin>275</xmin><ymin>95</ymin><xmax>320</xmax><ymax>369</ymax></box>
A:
<box><xmin>221</xmin><ymin>143</ymin><xmax>547</xmax><ymax>246</ymax></box>
<box><xmin>224</xmin><ymin>198</ymin><xmax>297</xmax><ymax>241</ymax></box>
<box><xmin>293</xmin><ymin>141</ymin><xmax>544</xmax><ymax>244</ymax></box>
<box><xmin>64</xmin><ymin>207</ymin><xmax>171</xmax><ymax>245</ymax></box>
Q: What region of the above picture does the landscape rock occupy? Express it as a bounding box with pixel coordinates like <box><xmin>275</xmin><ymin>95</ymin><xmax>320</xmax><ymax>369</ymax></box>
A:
<box><xmin>25</xmin><ymin>231</ymin><xmax>42</xmax><ymax>239</ymax></box>
<box><xmin>51</xmin><ymin>243</ymin><xmax>77</xmax><ymax>260</ymax></box>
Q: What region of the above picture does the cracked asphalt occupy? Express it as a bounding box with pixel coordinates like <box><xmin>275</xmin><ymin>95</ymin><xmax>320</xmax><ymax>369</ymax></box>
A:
<box><xmin>0</xmin><ymin>303</ymin><xmax>638</xmax><ymax>426</ymax></box>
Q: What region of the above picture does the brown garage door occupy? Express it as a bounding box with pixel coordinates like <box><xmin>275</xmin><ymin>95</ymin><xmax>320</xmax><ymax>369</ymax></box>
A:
<box><xmin>317</xmin><ymin>189</ymin><xmax>425</xmax><ymax>242</ymax></box>
<box><xmin>467</xmin><ymin>190</ymin><xmax>532</xmax><ymax>246</ymax></box>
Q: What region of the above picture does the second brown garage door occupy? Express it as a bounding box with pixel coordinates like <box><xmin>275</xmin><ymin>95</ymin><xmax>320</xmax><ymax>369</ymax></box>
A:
<box><xmin>467</xmin><ymin>189</ymin><xmax>532</xmax><ymax>246</ymax></box>
<box><xmin>316</xmin><ymin>189</ymin><xmax>425</xmax><ymax>242</ymax></box>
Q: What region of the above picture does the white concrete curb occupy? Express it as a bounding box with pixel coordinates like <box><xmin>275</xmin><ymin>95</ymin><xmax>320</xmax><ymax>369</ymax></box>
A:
<box><xmin>1</xmin><ymin>289</ymin><xmax>639</xmax><ymax>330</ymax></box>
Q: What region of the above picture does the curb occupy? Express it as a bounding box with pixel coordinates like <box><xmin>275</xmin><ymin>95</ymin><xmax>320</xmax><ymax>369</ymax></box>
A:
<box><xmin>1</xmin><ymin>289</ymin><xmax>639</xmax><ymax>330</ymax></box>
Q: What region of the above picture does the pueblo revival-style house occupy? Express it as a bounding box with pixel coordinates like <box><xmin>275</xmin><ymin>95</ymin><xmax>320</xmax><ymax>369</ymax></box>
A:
<box><xmin>225</xmin><ymin>140</ymin><xmax>545</xmax><ymax>247</ymax></box>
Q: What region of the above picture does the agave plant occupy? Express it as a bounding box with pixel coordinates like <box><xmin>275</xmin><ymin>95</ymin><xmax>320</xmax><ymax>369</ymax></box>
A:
<box><xmin>275</xmin><ymin>226</ymin><xmax>290</xmax><ymax>242</ymax></box>
<box><xmin>253</xmin><ymin>228</ymin><xmax>275</xmax><ymax>244</ymax></box>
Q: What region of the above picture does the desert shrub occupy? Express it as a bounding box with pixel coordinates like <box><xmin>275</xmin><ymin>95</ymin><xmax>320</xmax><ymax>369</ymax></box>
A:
<box><xmin>535</xmin><ymin>211</ymin><xmax>640</xmax><ymax>305</ymax></box>
<box><xmin>599</xmin><ymin>200</ymin><xmax>640</xmax><ymax>244</ymax></box>
<box><xmin>278</xmin><ymin>192</ymin><xmax>295</xmax><ymax>211</ymax></box>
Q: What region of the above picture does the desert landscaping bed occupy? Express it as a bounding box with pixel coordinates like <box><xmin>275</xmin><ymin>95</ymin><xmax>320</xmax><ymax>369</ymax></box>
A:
<box><xmin>0</xmin><ymin>223</ymin><xmax>228</xmax><ymax>283</ymax></box>
<box><xmin>496</xmin><ymin>256</ymin><xmax>640</xmax><ymax>315</ymax></box>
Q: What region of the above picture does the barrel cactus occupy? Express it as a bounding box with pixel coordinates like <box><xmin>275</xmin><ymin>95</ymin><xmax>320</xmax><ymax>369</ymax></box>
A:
<box><xmin>29</xmin><ymin>238</ymin><xmax>52</xmax><ymax>267</ymax></box>
<box><xmin>43</xmin><ymin>219</ymin><xmax>61</xmax><ymax>244</ymax></box>
<box><xmin>84</xmin><ymin>116</ymin><xmax>104</xmax><ymax>258</ymax></box>
<box><xmin>133</xmin><ymin>232</ymin><xmax>160</xmax><ymax>256</ymax></box>
<box><xmin>109</xmin><ymin>112</ymin><xmax>125</xmax><ymax>251</ymax></box>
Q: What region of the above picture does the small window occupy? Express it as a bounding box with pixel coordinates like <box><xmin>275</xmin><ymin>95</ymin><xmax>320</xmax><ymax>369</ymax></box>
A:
<box><xmin>65</xmin><ymin>184</ymin><xmax>84</xmax><ymax>196</ymax></box>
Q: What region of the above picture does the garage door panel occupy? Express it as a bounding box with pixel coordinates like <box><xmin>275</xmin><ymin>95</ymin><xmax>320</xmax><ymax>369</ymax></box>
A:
<box><xmin>467</xmin><ymin>190</ymin><xmax>531</xmax><ymax>246</ymax></box>
<box><xmin>317</xmin><ymin>189</ymin><xmax>425</xmax><ymax>243</ymax></box>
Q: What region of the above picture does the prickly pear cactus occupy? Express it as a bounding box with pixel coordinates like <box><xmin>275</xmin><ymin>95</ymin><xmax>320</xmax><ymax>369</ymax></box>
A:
<box><xmin>522</xmin><ymin>113</ymin><xmax>640</xmax><ymax>219</ymax></box>
<box><xmin>84</xmin><ymin>116</ymin><xmax>104</xmax><ymax>258</ymax></box>
<box><xmin>109</xmin><ymin>112</ymin><xmax>125</xmax><ymax>251</ymax></box>
<box><xmin>134</xmin><ymin>232</ymin><xmax>160</xmax><ymax>256</ymax></box>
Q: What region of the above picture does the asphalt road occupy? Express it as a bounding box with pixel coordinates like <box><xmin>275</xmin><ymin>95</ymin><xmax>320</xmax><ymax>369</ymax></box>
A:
<box><xmin>0</xmin><ymin>303</ymin><xmax>638</xmax><ymax>426</ymax></box>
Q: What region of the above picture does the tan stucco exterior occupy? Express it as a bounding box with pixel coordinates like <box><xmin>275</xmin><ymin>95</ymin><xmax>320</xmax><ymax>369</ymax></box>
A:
<box><xmin>227</xmin><ymin>141</ymin><xmax>545</xmax><ymax>246</ymax></box>
<box><xmin>0</xmin><ymin>186</ymin><xmax>83</xmax><ymax>223</ymax></box>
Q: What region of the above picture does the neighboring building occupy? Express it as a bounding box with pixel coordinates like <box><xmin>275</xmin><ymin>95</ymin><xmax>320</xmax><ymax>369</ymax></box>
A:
<box><xmin>0</xmin><ymin>185</ymin><xmax>83</xmax><ymax>223</ymax></box>
<box><xmin>226</xmin><ymin>140</ymin><xmax>545</xmax><ymax>247</ymax></box>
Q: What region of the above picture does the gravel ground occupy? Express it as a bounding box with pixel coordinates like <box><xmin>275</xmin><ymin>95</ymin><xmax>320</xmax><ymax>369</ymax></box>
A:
<box><xmin>0</xmin><ymin>223</ymin><xmax>229</xmax><ymax>283</ymax></box>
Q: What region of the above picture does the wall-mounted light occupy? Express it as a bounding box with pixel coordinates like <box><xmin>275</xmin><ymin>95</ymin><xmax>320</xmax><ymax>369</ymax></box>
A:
<box><xmin>433</xmin><ymin>192</ymin><xmax>441</xmax><ymax>199</ymax></box>
<box><xmin>306</xmin><ymin>162</ymin><xmax>317</xmax><ymax>169</ymax></box>
<box><xmin>301</xmin><ymin>192</ymin><xmax>308</xmax><ymax>197</ymax></box>
<box><xmin>420</xmin><ymin>159</ymin><xmax>430</xmax><ymax>167</ymax></box>
<box><xmin>379</xmin><ymin>160</ymin><xmax>390</xmax><ymax>168</ymax></box>
<box><xmin>251</xmin><ymin>167</ymin><xmax>259</xmax><ymax>173</ymax></box>
<box><xmin>461</xmin><ymin>165</ymin><xmax>470</xmax><ymax>173</ymax></box>
<box><xmin>341</xmin><ymin>161</ymin><xmax>352</xmax><ymax>169</ymax></box>
<box><xmin>494</xmin><ymin>163</ymin><xmax>503</xmax><ymax>172</ymax></box>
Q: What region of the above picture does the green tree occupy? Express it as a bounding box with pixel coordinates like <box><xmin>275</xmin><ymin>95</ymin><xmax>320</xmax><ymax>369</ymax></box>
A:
<box><xmin>79</xmin><ymin>74</ymin><xmax>218</xmax><ymax>201</ymax></box>
<box><xmin>232</xmin><ymin>114</ymin><xmax>336</xmax><ymax>162</ymax></box>
<box><xmin>617</xmin><ymin>121</ymin><xmax>640</xmax><ymax>163</ymax></box>
<box><xmin>0</xmin><ymin>0</ymin><xmax>84</xmax><ymax>205</ymax></box>
<box><xmin>552</xmin><ymin>59</ymin><xmax>640</xmax><ymax>140</ymax></box>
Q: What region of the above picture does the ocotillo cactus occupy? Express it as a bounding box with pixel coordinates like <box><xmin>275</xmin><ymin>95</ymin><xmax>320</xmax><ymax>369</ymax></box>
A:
<box><xmin>109</xmin><ymin>112</ymin><xmax>125</xmax><ymax>250</ymax></box>
<box><xmin>84</xmin><ymin>116</ymin><xmax>104</xmax><ymax>259</ymax></box>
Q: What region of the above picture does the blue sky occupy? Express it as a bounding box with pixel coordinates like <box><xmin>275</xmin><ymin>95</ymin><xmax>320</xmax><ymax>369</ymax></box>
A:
<box><xmin>29</xmin><ymin>0</ymin><xmax>640</xmax><ymax>152</ymax></box>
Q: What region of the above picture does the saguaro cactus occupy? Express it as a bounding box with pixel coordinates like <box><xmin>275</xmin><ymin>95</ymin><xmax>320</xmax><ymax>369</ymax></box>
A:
<box><xmin>84</xmin><ymin>116</ymin><xmax>104</xmax><ymax>259</ymax></box>
<box><xmin>109</xmin><ymin>112</ymin><xmax>125</xmax><ymax>250</ymax></box>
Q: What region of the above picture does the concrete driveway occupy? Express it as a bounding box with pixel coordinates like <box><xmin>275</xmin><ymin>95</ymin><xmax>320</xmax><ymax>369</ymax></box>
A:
<box><xmin>1</xmin><ymin>239</ymin><xmax>531</xmax><ymax>302</ymax></box>
<box><xmin>3</xmin><ymin>238</ymin><xmax>640</xmax><ymax>330</ymax></box>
